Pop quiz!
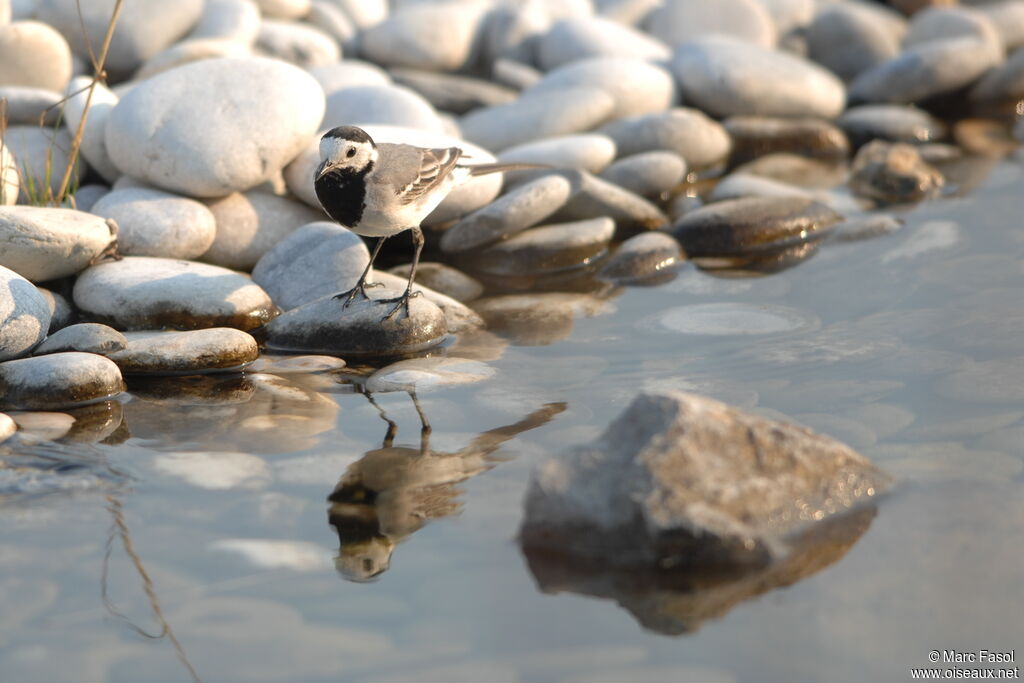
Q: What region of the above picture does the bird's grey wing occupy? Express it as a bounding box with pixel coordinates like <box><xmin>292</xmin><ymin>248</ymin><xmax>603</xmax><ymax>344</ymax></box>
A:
<box><xmin>377</xmin><ymin>144</ymin><xmax>464</xmax><ymax>206</ymax></box>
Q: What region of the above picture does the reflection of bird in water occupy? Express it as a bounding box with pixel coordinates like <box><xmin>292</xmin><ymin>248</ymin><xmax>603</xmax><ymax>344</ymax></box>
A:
<box><xmin>328</xmin><ymin>393</ymin><xmax>566</xmax><ymax>582</ymax></box>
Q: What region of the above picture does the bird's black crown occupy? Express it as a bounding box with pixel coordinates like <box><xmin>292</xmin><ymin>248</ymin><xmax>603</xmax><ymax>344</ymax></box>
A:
<box><xmin>322</xmin><ymin>125</ymin><xmax>376</xmax><ymax>146</ymax></box>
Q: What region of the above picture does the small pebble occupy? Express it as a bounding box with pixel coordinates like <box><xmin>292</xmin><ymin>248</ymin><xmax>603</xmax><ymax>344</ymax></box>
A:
<box><xmin>0</xmin><ymin>265</ymin><xmax>50</xmax><ymax>361</ymax></box>
<box><xmin>386</xmin><ymin>262</ymin><xmax>484</xmax><ymax>303</ymax></box>
<box><xmin>73</xmin><ymin>257</ymin><xmax>278</xmax><ymax>331</ymax></box>
<box><xmin>497</xmin><ymin>134</ymin><xmax>617</xmax><ymax>185</ymax></box>
<box><xmin>598</xmin><ymin>152</ymin><xmax>687</xmax><ymax>198</ymax></box>
<box><xmin>902</xmin><ymin>7</ymin><xmax>1003</xmax><ymax>58</ymax></box>
<box><xmin>359</xmin><ymin>2</ymin><xmax>489</xmax><ymax>71</ymax></box>
<box><xmin>246</xmin><ymin>354</ymin><xmax>346</xmax><ymax>375</ymax></box>
<box><xmin>598</xmin><ymin>232</ymin><xmax>684</xmax><ymax>283</ymax></box>
<box><xmin>0</xmin><ymin>85</ymin><xmax>62</xmax><ymax>125</ymax></box>
<box><xmin>33</xmin><ymin>323</ymin><xmax>127</xmax><ymax>356</ymax></box>
<box><xmin>732</xmin><ymin>153</ymin><xmax>849</xmax><ymax>188</ymax></box>
<box><xmin>970</xmin><ymin>48</ymin><xmax>1024</xmax><ymax>106</ymax></box>
<box><xmin>322</xmin><ymin>84</ymin><xmax>445</xmax><ymax>133</ymax></box>
<box><xmin>848</xmin><ymin>141</ymin><xmax>944</xmax><ymax>205</ymax></box>
<box><xmin>524</xmin><ymin>56</ymin><xmax>676</xmax><ymax>119</ymax></box>
<box><xmin>135</xmin><ymin>37</ymin><xmax>251</xmax><ymax>81</ymax></box>
<box><xmin>371</xmin><ymin>271</ymin><xmax>484</xmax><ymax>335</ymax></box>
<box><xmin>806</xmin><ymin>3</ymin><xmax>903</xmax><ymax>82</ymax></box>
<box><xmin>309</xmin><ymin>60</ymin><xmax>391</xmax><ymax>94</ymax></box>
<box><xmin>389</xmin><ymin>68</ymin><xmax>518</xmax><ymax>115</ymax></box>
<box><xmin>537</xmin><ymin>16</ymin><xmax>670</xmax><ymax>70</ymax></box>
<box><xmin>724</xmin><ymin>116</ymin><xmax>850</xmax><ymax>166</ymax></box>
<box><xmin>644</xmin><ymin>0</ymin><xmax>777</xmax><ymax>48</ymax></box>
<box><xmin>36</xmin><ymin>287</ymin><xmax>72</xmax><ymax>333</ymax></box>
<box><xmin>91</xmin><ymin>187</ymin><xmax>217</xmax><ymax>259</ymax></box>
<box><xmin>598</xmin><ymin>108</ymin><xmax>732</xmax><ymax>169</ymax></box>
<box><xmin>9</xmin><ymin>411</ymin><xmax>76</xmax><ymax>441</ymax></box>
<box><xmin>108</xmin><ymin>328</ymin><xmax>259</xmax><ymax>375</ymax></box>
<box><xmin>709</xmin><ymin>173</ymin><xmax>813</xmax><ymax>202</ymax></box>
<box><xmin>0</xmin><ymin>352</ymin><xmax>125</xmax><ymax>410</ymax></box>
<box><xmin>838</xmin><ymin>104</ymin><xmax>947</xmax><ymax>148</ymax></box>
<box><xmin>472</xmin><ymin>293</ymin><xmax>611</xmax><ymax>346</ymax></box>
<box><xmin>365</xmin><ymin>357</ymin><xmax>496</xmax><ymax>393</ymax></box>
<box><xmin>255</xmin><ymin>19</ymin><xmax>339</xmax><ymax>68</ymax></box>
<box><xmin>473</xmin><ymin>218</ymin><xmax>615</xmax><ymax>276</ymax></box>
<box><xmin>189</xmin><ymin>0</ymin><xmax>262</xmax><ymax>44</ymax></box>
<box><xmin>0</xmin><ymin>206</ymin><xmax>114</xmax><ymax>282</ymax></box>
<box><xmin>0</xmin><ymin>19</ymin><xmax>72</xmax><ymax>92</ymax></box>
<box><xmin>553</xmin><ymin>171</ymin><xmax>668</xmax><ymax>232</ymax></box>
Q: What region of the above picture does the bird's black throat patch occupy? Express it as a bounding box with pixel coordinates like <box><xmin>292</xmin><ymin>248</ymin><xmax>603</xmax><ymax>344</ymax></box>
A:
<box><xmin>314</xmin><ymin>161</ymin><xmax>374</xmax><ymax>228</ymax></box>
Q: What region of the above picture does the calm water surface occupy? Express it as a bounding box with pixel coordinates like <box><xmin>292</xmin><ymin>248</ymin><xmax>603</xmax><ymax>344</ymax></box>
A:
<box><xmin>2</xmin><ymin>159</ymin><xmax>1023</xmax><ymax>683</ymax></box>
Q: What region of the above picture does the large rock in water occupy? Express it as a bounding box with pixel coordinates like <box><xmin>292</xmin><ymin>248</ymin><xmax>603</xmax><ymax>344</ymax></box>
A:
<box><xmin>105</xmin><ymin>57</ymin><xmax>324</xmax><ymax>197</ymax></box>
<box><xmin>520</xmin><ymin>391</ymin><xmax>891</xmax><ymax>568</ymax></box>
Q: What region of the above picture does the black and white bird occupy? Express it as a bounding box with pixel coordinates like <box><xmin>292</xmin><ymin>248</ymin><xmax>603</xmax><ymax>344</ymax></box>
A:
<box><xmin>313</xmin><ymin>125</ymin><xmax>535</xmax><ymax>321</ymax></box>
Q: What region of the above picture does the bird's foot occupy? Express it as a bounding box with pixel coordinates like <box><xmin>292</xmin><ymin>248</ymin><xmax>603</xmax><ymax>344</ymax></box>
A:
<box><xmin>379</xmin><ymin>290</ymin><xmax>422</xmax><ymax>322</ymax></box>
<box><xmin>333</xmin><ymin>280</ymin><xmax>383</xmax><ymax>308</ymax></box>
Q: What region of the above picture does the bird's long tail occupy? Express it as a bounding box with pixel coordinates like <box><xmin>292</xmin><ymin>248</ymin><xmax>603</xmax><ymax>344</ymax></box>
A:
<box><xmin>463</xmin><ymin>162</ymin><xmax>551</xmax><ymax>176</ymax></box>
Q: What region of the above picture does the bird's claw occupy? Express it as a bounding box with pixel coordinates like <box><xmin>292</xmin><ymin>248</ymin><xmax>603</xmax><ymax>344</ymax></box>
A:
<box><xmin>333</xmin><ymin>281</ymin><xmax>382</xmax><ymax>308</ymax></box>
<box><xmin>380</xmin><ymin>290</ymin><xmax>422</xmax><ymax>322</ymax></box>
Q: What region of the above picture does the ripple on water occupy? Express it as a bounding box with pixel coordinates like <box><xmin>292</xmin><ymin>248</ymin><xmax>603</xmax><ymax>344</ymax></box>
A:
<box><xmin>651</xmin><ymin>303</ymin><xmax>818</xmax><ymax>336</ymax></box>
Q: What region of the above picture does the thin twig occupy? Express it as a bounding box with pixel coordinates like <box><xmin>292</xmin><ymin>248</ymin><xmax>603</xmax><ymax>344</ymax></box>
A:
<box><xmin>56</xmin><ymin>0</ymin><xmax>125</xmax><ymax>203</ymax></box>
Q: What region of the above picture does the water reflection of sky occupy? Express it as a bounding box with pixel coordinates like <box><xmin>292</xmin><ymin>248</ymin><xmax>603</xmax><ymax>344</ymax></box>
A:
<box><xmin>2</xmin><ymin>160</ymin><xmax>1023</xmax><ymax>683</ymax></box>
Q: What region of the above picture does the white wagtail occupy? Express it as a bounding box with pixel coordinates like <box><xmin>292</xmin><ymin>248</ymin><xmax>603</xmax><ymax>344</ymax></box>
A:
<box><xmin>314</xmin><ymin>125</ymin><xmax>538</xmax><ymax>321</ymax></box>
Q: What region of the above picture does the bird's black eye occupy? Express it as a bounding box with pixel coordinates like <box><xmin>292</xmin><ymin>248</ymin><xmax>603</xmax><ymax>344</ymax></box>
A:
<box><xmin>346</xmin><ymin>148</ymin><xmax>356</xmax><ymax>158</ymax></box>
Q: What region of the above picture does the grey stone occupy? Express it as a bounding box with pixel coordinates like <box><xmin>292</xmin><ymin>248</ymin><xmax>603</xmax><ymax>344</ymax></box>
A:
<box><xmin>644</xmin><ymin>0</ymin><xmax>777</xmax><ymax>47</ymax></box>
<box><xmin>2</xmin><ymin>126</ymin><xmax>85</xmax><ymax>203</ymax></box>
<box><xmin>105</xmin><ymin>57</ymin><xmax>324</xmax><ymax>197</ymax></box>
<box><xmin>524</xmin><ymin>56</ymin><xmax>675</xmax><ymax>119</ymax></box>
<box><xmin>807</xmin><ymin>3</ymin><xmax>903</xmax><ymax>82</ymax></box>
<box><xmin>598</xmin><ymin>231</ymin><xmax>684</xmax><ymax>283</ymax></box>
<box><xmin>848</xmin><ymin>141</ymin><xmax>944</xmax><ymax>205</ymax></box>
<box><xmin>826</xmin><ymin>214</ymin><xmax>903</xmax><ymax>243</ymax></box>
<box><xmin>0</xmin><ymin>86</ymin><xmax>62</xmax><ymax>125</ymax></box>
<box><xmin>0</xmin><ymin>206</ymin><xmax>115</xmax><ymax>282</ymax></box>
<box><xmin>72</xmin><ymin>256</ymin><xmax>278</xmax><ymax>331</ymax></box>
<box><xmin>389</xmin><ymin>68</ymin><xmax>518</xmax><ymax>115</ymax></box>
<box><xmin>520</xmin><ymin>391</ymin><xmax>891</xmax><ymax>567</ymax></box>
<box><xmin>474</xmin><ymin>217</ymin><xmax>615</xmax><ymax>276</ymax></box>
<box><xmin>553</xmin><ymin>170</ymin><xmax>668</xmax><ymax>232</ymax></box>
<box><xmin>497</xmin><ymin>134</ymin><xmax>617</xmax><ymax>186</ymax></box>
<box><xmin>255</xmin><ymin>19</ymin><xmax>340</xmax><ymax>68</ymax></box>
<box><xmin>284</xmin><ymin>125</ymin><xmax>502</xmax><ymax>226</ymax></box>
<box><xmin>202</xmin><ymin>190</ymin><xmax>325</xmax><ymax>271</ymax></box>
<box><xmin>359</xmin><ymin>2</ymin><xmax>489</xmax><ymax>72</ymax></box>
<box><xmin>0</xmin><ymin>265</ymin><xmax>50</xmax><ymax>361</ymax></box>
<box><xmin>33</xmin><ymin>323</ymin><xmax>126</xmax><ymax>356</ymax></box>
<box><xmin>440</xmin><ymin>174</ymin><xmax>574</xmax><ymax>253</ymax></box>
<box><xmin>246</xmin><ymin>354</ymin><xmax>346</xmax><ymax>374</ymax></box>
<box><xmin>460</xmin><ymin>86</ymin><xmax>615</xmax><ymax>152</ymax></box>
<box><xmin>387</xmin><ymin>262</ymin><xmax>483</xmax><ymax>302</ymax></box>
<box><xmin>0</xmin><ymin>20</ymin><xmax>72</xmax><ymax>92</ymax></box>
<box><xmin>491</xmin><ymin>58</ymin><xmax>542</xmax><ymax>90</ymax></box>
<box><xmin>108</xmin><ymin>328</ymin><xmax>258</xmax><ymax>375</ymax></box>
<box><xmin>724</xmin><ymin>116</ymin><xmax>850</xmax><ymax>166</ymax></box>
<box><xmin>36</xmin><ymin>0</ymin><xmax>204</xmax><ymax>77</ymax></box>
<box><xmin>309</xmin><ymin>60</ymin><xmax>391</xmax><ymax>94</ymax></box>
<box><xmin>472</xmin><ymin>292</ymin><xmax>610</xmax><ymax>346</ymax></box>
<box><xmin>365</xmin><ymin>357</ymin><xmax>495</xmax><ymax>393</ymax></box>
<box><xmin>838</xmin><ymin>104</ymin><xmax>947</xmax><ymax>148</ymax></box>
<box><xmin>36</xmin><ymin>287</ymin><xmax>72</xmax><ymax>333</ymax></box>
<box><xmin>599</xmin><ymin>151</ymin><xmax>686</xmax><ymax>197</ymax></box>
<box><xmin>537</xmin><ymin>16</ymin><xmax>669</xmax><ymax>69</ymax></box>
<box><xmin>254</xmin><ymin>0</ymin><xmax>309</xmax><ymax>20</ymax></box>
<box><xmin>372</xmin><ymin>271</ymin><xmax>484</xmax><ymax>334</ymax></box>
<box><xmin>134</xmin><ymin>37</ymin><xmax>251</xmax><ymax>80</ymax></box>
<box><xmin>0</xmin><ymin>352</ymin><xmax>125</xmax><ymax>410</ymax></box>
<box><xmin>66</xmin><ymin>185</ymin><xmax>107</xmax><ymax>213</ymax></box>
<box><xmin>709</xmin><ymin>173</ymin><xmax>813</xmax><ymax>202</ymax></box>
<box><xmin>848</xmin><ymin>37</ymin><xmax>1002</xmax><ymax>105</ymax></box>
<box><xmin>477</xmin><ymin>0</ymin><xmax>551</xmax><ymax>66</ymax></box>
<box><xmin>970</xmin><ymin>46</ymin><xmax>1024</xmax><ymax>105</ymax></box>
<box><xmin>60</xmin><ymin>76</ymin><xmax>119</xmax><ymax>183</ymax></box>
<box><xmin>189</xmin><ymin>0</ymin><xmax>261</xmax><ymax>44</ymax></box>
<box><xmin>903</xmin><ymin>7</ymin><xmax>1003</xmax><ymax>58</ymax></box>
<box><xmin>981</xmin><ymin>0</ymin><xmax>1024</xmax><ymax>51</ymax></box>
<box><xmin>262</xmin><ymin>288</ymin><xmax>448</xmax><ymax>358</ymax></box>
<box><xmin>322</xmin><ymin>84</ymin><xmax>445</xmax><ymax>133</ymax></box>
<box><xmin>251</xmin><ymin>220</ymin><xmax>369</xmax><ymax>311</ymax></box>
<box><xmin>732</xmin><ymin>153</ymin><xmax>848</xmax><ymax>188</ymax></box>
<box><xmin>670</xmin><ymin>36</ymin><xmax>846</xmax><ymax>119</ymax></box>
<box><xmin>91</xmin><ymin>187</ymin><xmax>217</xmax><ymax>259</ymax></box>
<box><xmin>597</xmin><ymin>108</ymin><xmax>731</xmax><ymax>170</ymax></box>
<box><xmin>669</xmin><ymin>196</ymin><xmax>842</xmax><ymax>256</ymax></box>
<box><xmin>307</xmin><ymin>1</ymin><xmax>356</xmax><ymax>49</ymax></box>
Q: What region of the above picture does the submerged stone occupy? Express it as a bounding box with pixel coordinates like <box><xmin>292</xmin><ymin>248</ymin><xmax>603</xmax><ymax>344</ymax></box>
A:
<box><xmin>0</xmin><ymin>352</ymin><xmax>126</xmax><ymax>410</ymax></box>
<box><xmin>849</xmin><ymin>141</ymin><xmax>944</xmax><ymax>205</ymax></box>
<box><xmin>472</xmin><ymin>293</ymin><xmax>611</xmax><ymax>346</ymax></box>
<box><xmin>598</xmin><ymin>232</ymin><xmax>685</xmax><ymax>284</ymax></box>
<box><xmin>520</xmin><ymin>391</ymin><xmax>891</xmax><ymax>568</ymax></box>
<box><xmin>473</xmin><ymin>218</ymin><xmax>615</xmax><ymax>277</ymax></box>
<box><xmin>724</xmin><ymin>116</ymin><xmax>850</xmax><ymax>166</ymax></box>
<box><xmin>108</xmin><ymin>328</ymin><xmax>259</xmax><ymax>375</ymax></box>
<box><xmin>365</xmin><ymin>357</ymin><xmax>496</xmax><ymax>393</ymax></box>
<box><xmin>261</xmin><ymin>288</ymin><xmax>448</xmax><ymax>358</ymax></box>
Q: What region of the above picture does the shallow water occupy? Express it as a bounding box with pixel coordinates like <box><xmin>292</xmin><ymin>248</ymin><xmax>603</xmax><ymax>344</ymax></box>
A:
<box><xmin>2</xmin><ymin>159</ymin><xmax>1023</xmax><ymax>683</ymax></box>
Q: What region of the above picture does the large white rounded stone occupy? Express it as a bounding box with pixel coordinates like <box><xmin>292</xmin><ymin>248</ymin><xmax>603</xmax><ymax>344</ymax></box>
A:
<box><xmin>0</xmin><ymin>206</ymin><xmax>114</xmax><ymax>281</ymax></box>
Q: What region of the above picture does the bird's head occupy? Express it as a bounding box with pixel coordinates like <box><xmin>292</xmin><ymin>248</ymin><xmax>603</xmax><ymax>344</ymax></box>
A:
<box><xmin>315</xmin><ymin>125</ymin><xmax>378</xmax><ymax>180</ymax></box>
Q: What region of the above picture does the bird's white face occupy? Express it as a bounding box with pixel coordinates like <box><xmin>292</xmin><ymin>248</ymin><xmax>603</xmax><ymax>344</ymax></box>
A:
<box><xmin>317</xmin><ymin>135</ymin><xmax>378</xmax><ymax>179</ymax></box>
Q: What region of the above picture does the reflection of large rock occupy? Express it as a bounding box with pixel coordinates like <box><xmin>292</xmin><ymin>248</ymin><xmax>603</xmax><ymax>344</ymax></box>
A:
<box><xmin>520</xmin><ymin>391</ymin><xmax>890</xmax><ymax>568</ymax></box>
<box><xmin>523</xmin><ymin>506</ymin><xmax>877</xmax><ymax>635</ymax></box>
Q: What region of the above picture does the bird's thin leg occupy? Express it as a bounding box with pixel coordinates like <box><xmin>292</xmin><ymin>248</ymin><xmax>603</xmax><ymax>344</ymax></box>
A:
<box><xmin>381</xmin><ymin>226</ymin><xmax>424</xmax><ymax>321</ymax></box>
<box><xmin>409</xmin><ymin>389</ymin><xmax>432</xmax><ymax>455</ymax></box>
<box><xmin>361</xmin><ymin>388</ymin><xmax>397</xmax><ymax>448</ymax></box>
<box><xmin>334</xmin><ymin>237</ymin><xmax>387</xmax><ymax>307</ymax></box>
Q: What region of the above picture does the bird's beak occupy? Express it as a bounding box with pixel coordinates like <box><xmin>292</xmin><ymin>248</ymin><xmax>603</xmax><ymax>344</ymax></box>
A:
<box><xmin>316</xmin><ymin>161</ymin><xmax>337</xmax><ymax>181</ymax></box>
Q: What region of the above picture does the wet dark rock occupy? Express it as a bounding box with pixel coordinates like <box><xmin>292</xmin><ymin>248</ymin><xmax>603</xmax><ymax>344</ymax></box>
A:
<box><xmin>472</xmin><ymin>293</ymin><xmax>611</xmax><ymax>346</ymax></box>
<box><xmin>0</xmin><ymin>352</ymin><xmax>126</xmax><ymax>410</ymax></box>
<box><xmin>848</xmin><ymin>141</ymin><xmax>944</xmax><ymax>205</ymax></box>
<box><xmin>440</xmin><ymin>174</ymin><xmax>574</xmax><ymax>254</ymax></box>
<box><xmin>523</xmin><ymin>506</ymin><xmax>876</xmax><ymax>635</ymax></box>
<box><xmin>554</xmin><ymin>171</ymin><xmax>669</xmax><ymax>233</ymax></box>
<box><xmin>60</xmin><ymin>401</ymin><xmax>124</xmax><ymax>443</ymax></box>
<box><xmin>251</xmin><ymin>221</ymin><xmax>369</xmax><ymax>311</ymax></box>
<box><xmin>473</xmin><ymin>218</ymin><xmax>615</xmax><ymax>277</ymax></box>
<box><xmin>261</xmin><ymin>288</ymin><xmax>448</xmax><ymax>358</ymax></box>
<box><xmin>598</xmin><ymin>108</ymin><xmax>731</xmax><ymax>170</ymax></box>
<box><xmin>598</xmin><ymin>232</ymin><xmax>685</xmax><ymax>284</ymax></box>
<box><xmin>387</xmin><ymin>262</ymin><xmax>484</xmax><ymax>303</ymax></box>
<box><xmin>838</xmin><ymin>104</ymin><xmax>947</xmax><ymax>148</ymax></box>
<box><xmin>669</xmin><ymin>196</ymin><xmax>843</xmax><ymax>257</ymax></box>
<box><xmin>0</xmin><ymin>265</ymin><xmax>50</xmax><ymax>361</ymax></box>
<box><xmin>520</xmin><ymin>391</ymin><xmax>890</xmax><ymax>569</ymax></box>
<box><xmin>0</xmin><ymin>206</ymin><xmax>116</xmax><ymax>282</ymax></box>
<box><xmin>73</xmin><ymin>257</ymin><xmax>278</xmax><ymax>331</ymax></box>
<box><xmin>33</xmin><ymin>323</ymin><xmax>127</xmax><ymax>356</ymax></box>
<box><xmin>389</xmin><ymin>68</ymin><xmax>518</xmax><ymax>114</ymax></box>
<box><xmin>693</xmin><ymin>241</ymin><xmax>822</xmax><ymax>276</ymax></box>
<box><xmin>598</xmin><ymin>152</ymin><xmax>687</xmax><ymax>198</ymax></box>
<box><xmin>724</xmin><ymin>116</ymin><xmax>850</xmax><ymax>167</ymax></box>
<box><xmin>108</xmin><ymin>329</ymin><xmax>259</xmax><ymax>375</ymax></box>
